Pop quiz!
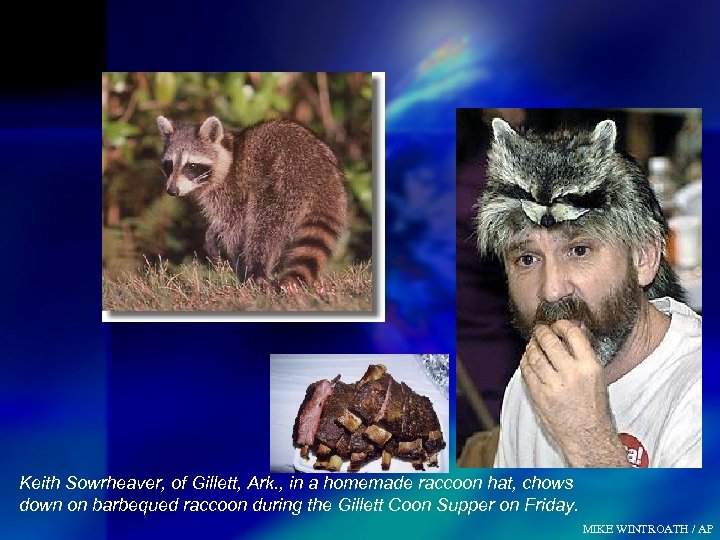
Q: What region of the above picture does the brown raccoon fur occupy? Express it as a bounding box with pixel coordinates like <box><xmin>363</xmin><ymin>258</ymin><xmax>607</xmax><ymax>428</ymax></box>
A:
<box><xmin>157</xmin><ymin>115</ymin><xmax>347</xmax><ymax>289</ymax></box>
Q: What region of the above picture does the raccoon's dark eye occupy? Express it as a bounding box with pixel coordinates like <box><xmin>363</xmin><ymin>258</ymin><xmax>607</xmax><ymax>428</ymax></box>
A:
<box><xmin>184</xmin><ymin>163</ymin><xmax>212</xmax><ymax>180</ymax></box>
<box><xmin>162</xmin><ymin>160</ymin><xmax>173</xmax><ymax>176</ymax></box>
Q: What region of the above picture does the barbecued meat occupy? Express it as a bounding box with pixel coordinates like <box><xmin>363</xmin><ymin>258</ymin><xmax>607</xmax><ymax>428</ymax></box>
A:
<box><xmin>316</xmin><ymin>381</ymin><xmax>355</xmax><ymax>448</ymax></box>
<box><xmin>352</xmin><ymin>374</ymin><xmax>390</xmax><ymax>423</ymax></box>
<box><xmin>293</xmin><ymin>365</ymin><xmax>445</xmax><ymax>471</ymax></box>
<box><xmin>380</xmin><ymin>377</ymin><xmax>405</xmax><ymax>432</ymax></box>
<box><xmin>349</xmin><ymin>425</ymin><xmax>377</xmax><ymax>455</ymax></box>
<box><xmin>401</xmin><ymin>386</ymin><xmax>441</xmax><ymax>440</ymax></box>
<box><xmin>293</xmin><ymin>379</ymin><xmax>334</xmax><ymax>448</ymax></box>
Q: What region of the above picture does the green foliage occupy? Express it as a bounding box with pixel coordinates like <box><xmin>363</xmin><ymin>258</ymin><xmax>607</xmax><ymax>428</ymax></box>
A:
<box><xmin>154</xmin><ymin>72</ymin><xmax>177</xmax><ymax>105</ymax></box>
<box><xmin>104</xmin><ymin>121</ymin><xmax>140</xmax><ymax>147</ymax></box>
<box><xmin>130</xmin><ymin>195</ymin><xmax>203</xmax><ymax>262</ymax></box>
<box><xmin>346</xmin><ymin>164</ymin><xmax>372</xmax><ymax>216</ymax></box>
<box><xmin>102</xmin><ymin>72</ymin><xmax>372</xmax><ymax>274</ymax></box>
<box><xmin>215</xmin><ymin>72</ymin><xmax>292</xmax><ymax>125</ymax></box>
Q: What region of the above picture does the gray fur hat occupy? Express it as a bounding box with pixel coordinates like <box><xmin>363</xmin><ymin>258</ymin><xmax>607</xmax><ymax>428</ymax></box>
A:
<box><xmin>475</xmin><ymin>118</ymin><xmax>684</xmax><ymax>301</ymax></box>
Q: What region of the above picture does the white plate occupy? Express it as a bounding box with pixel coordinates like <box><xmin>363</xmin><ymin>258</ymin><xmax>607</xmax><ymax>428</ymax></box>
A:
<box><xmin>293</xmin><ymin>412</ymin><xmax>449</xmax><ymax>473</ymax></box>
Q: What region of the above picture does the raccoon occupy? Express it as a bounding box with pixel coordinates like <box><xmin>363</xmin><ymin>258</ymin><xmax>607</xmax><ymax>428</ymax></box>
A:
<box><xmin>476</xmin><ymin>118</ymin><xmax>684</xmax><ymax>301</ymax></box>
<box><xmin>157</xmin><ymin>115</ymin><xmax>347</xmax><ymax>289</ymax></box>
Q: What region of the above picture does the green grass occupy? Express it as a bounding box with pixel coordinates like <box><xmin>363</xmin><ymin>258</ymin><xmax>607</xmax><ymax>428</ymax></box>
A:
<box><xmin>102</xmin><ymin>258</ymin><xmax>373</xmax><ymax>312</ymax></box>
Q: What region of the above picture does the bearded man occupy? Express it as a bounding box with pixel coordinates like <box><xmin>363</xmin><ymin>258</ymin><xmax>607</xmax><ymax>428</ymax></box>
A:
<box><xmin>475</xmin><ymin>118</ymin><xmax>701</xmax><ymax>468</ymax></box>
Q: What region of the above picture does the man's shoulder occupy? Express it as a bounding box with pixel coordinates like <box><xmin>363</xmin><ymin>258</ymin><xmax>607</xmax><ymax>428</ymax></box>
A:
<box><xmin>651</xmin><ymin>297</ymin><xmax>701</xmax><ymax>333</ymax></box>
<box><xmin>647</xmin><ymin>296</ymin><xmax>701</xmax><ymax>389</ymax></box>
<box><xmin>612</xmin><ymin>297</ymin><xmax>700</xmax><ymax>401</ymax></box>
<box><xmin>652</xmin><ymin>296</ymin><xmax>701</xmax><ymax>361</ymax></box>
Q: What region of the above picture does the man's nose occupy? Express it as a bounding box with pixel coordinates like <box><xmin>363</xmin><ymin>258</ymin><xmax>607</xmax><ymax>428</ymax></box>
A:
<box><xmin>541</xmin><ymin>258</ymin><xmax>573</xmax><ymax>302</ymax></box>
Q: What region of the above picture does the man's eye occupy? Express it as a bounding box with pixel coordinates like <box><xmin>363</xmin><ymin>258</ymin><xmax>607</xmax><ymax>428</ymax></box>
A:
<box><xmin>162</xmin><ymin>160</ymin><xmax>173</xmax><ymax>176</ymax></box>
<box><xmin>570</xmin><ymin>246</ymin><xmax>588</xmax><ymax>257</ymax></box>
<box><xmin>518</xmin><ymin>254</ymin><xmax>536</xmax><ymax>267</ymax></box>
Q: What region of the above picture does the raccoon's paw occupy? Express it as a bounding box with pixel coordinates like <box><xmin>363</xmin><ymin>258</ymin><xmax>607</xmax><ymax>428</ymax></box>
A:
<box><xmin>313</xmin><ymin>281</ymin><xmax>331</xmax><ymax>303</ymax></box>
<box><xmin>278</xmin><ymin>275</ymin><xmax>331</xmax><ymax>302</ymax></box>
<box><xmin>278</xmin><ymin>275</ymin><xmax>308</xmax><ymax>295</ymax></box>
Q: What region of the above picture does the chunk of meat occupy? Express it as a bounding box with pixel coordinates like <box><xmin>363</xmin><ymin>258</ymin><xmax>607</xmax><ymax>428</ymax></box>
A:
<box><xmin>293</xmin><ymin>366</ymin><xmax>446</xmax><ymax>471</ymax></box>
<box><xmin>293</xmin><ymin>379</ymin><xmax>334</xmax><ymax>446</ymax></box>
<box><xmin>316</xmin><ymin>382</ymin><xmax>356</xmax><ymax>445</ymax></box>
<box><xmin>400</xmin><ymin>384</ymin><xmax>441</xmax><ymax>440</ymax></box>
<box><xmin>352</xmin><ymin>374</ymin><xmax>391</xmax><ymax>422</ymax></box>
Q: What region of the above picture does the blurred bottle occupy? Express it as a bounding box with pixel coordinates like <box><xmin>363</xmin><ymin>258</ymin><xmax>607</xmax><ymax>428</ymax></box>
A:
<box><xmin>672</xmin><ymin>178</ymin><xmax>702</xmax><ymax>312</ymax></box>
<box><xmin>668</xmin><ymin>215</ymin><xmax>701</xmax><ymax>269</ymax></box>
<box><xmin>648</xmin><ymin>156</ymin><xmax>677</xmax><ymax>217</ymax></box>
<box><xmin>648</xmin><ymin>156</ymin><xmax>678</xmax><ymax>267</ymax></box>
<box><xmin>671</xmin><ymin>178</ymin><xmax>702</xmax><ymax>270</ymax></box>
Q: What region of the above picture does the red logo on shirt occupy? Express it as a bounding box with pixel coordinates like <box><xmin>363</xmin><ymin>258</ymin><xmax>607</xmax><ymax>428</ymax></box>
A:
<box><xmin>619</xmin><ymin>433</ymin><xmax>649</xmax><ymax>468</ymax></box>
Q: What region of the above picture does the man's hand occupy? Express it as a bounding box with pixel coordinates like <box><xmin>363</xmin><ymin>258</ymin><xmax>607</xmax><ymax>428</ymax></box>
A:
<box><xmin>520</xmin><ymin>319</ymin><xmax>630</xmax><ymax>467</ymax></box>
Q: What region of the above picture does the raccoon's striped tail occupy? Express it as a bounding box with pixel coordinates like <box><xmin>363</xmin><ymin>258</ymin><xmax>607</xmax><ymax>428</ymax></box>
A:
<box><xmin>279</xmin><ymin>216</ymin><xmax>344</xmax><ymax>289</ymax></box>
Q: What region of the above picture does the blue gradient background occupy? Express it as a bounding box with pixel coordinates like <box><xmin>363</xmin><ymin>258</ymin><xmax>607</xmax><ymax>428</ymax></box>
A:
<box><xmin>1</xmin><ymin>1</ymin><xmax>718</xmax><ymax>538</ymax></box>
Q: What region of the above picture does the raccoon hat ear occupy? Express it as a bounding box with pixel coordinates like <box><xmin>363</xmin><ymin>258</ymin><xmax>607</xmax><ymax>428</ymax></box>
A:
<box><xmin>199</xmin><ymin>116</ymin><xmax>224</xmax><ymax>143</ymax></box>
<box><xmin>591</xmin><ymin>119</ymin><xmax>617</xmax><ymax>154</ymax></box>
<box><xmin>157</xmin><ymin>116</ymin><xmax>174</xmax><ymax>138</ymax></box>
<box><xmin>491</xmin><ymin>118</ymin><xmax>520</xmax><ymax>148</ymax></box>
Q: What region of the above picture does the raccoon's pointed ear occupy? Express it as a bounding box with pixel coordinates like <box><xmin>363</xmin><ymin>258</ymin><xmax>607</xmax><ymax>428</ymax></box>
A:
<box><xmin>199</xmin><ymin>116</ymin><xmax>223</xmax><ymax>143</ymax></box>
<box><xmin>491</xmin><ymin>118</ymin><xmax>520</xmax><ymax>148</ymax></box>
<box><xmin>591</xmin><ymin>119</ymin><xmax>617</xmax><ymax>154</ymax></box>
<box><xmin>157</xmin><ymin>116</ymin><xmax>174</xmax><ymax>138</ymax></box>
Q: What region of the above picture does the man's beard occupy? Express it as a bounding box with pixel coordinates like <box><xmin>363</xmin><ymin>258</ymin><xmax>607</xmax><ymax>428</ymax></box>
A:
<box><xmin>509</xmin><ymin>264</ymin><xmax>644</xmax><ymax>365</ymax></box>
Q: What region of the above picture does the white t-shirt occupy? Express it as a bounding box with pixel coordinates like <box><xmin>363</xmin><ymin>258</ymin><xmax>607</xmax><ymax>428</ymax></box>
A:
<box><xmin>494</xmin><ymin>297</ymin><xmax>702</xmax><ymax>468</ymax></box>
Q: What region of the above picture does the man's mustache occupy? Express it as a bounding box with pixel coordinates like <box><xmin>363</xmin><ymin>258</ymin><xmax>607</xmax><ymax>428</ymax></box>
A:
<box><xmin>535</xmin><ymin>297</ymin><xmax>593</xmax><ymax>325</ymax></box>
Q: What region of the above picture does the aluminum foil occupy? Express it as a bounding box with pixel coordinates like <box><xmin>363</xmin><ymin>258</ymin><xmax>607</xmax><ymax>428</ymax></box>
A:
<box><xmin>415</xmin><ymin>354</ymin><xmax>449</xmax><ymax>399</ymax></box>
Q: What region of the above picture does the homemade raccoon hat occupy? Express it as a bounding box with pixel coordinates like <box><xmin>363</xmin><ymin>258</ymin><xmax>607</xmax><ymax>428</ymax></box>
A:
<box><xmin>476</xmin><ymin>118</ymin><xmax>683</xmax><ymax>300</ymax></box>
